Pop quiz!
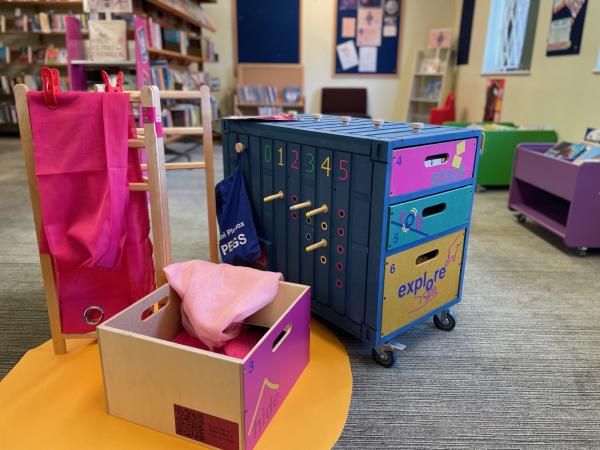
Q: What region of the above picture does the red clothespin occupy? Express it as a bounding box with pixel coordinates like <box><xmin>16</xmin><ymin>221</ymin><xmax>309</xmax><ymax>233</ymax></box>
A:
<box><xmin>101</xmin><ymin>70</ymin><xmax>124</xmax><ymax>93</ymax></box>
<box><xmin>41</xmin><ymin>67</ymin><xmax>61</xmax><ymax>109</ymax></box>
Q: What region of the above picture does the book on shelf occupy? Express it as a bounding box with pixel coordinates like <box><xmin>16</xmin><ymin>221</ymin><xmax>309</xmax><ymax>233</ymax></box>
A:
<box><xmin>88</xmin><ymin>19</ymin><xmax>128</xmax><ymax>61</ymax></box>
<box><xmin>574</xmin><ymin>145</ymin><xmax>600</xmax><ymax>164</ymax></box>
<box><xmin>150</xmin><ymin>60</ymin><xmax>209</xmax><ymax>91</ymax></box>
<box><xmin>421</xmin><ymin>79</ymin><xmax>441</xmax><ymax>101</ymax></box>
<box><xmin>257</xmin><ymin>106</ymin><xmax>283</xmax><ymax>115</ymax></box>
<box><xmin>282</xmin><ymin>86</ymin><xmax>301</xmax><ymax>105</ymax></box>
<box><xmin>0</xmin><ymin>12</ymin><xmax>87</xmax><ymax>33</ymax></box>
<box><xmin>236</xmin><ymin>85</ymin><xmax>279</xmax><ymax>105</ymax></box>
<box><xmin>545</xmin><ymin>141</ymin><xmax>588</xmax><ymax>161</ymax></box>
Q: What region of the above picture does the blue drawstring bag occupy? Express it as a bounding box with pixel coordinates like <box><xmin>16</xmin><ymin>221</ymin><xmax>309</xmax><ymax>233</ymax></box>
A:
<box><xmin>215</xmin><ymin>157</ymin><xmax>261</xmax><ymax>264</ymax></box>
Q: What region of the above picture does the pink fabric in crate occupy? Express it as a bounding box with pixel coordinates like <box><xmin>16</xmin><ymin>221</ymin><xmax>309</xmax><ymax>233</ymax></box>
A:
<box><xmin>172</xmin><ymin>326</ymin><xmax>265</xmax><ymax>359</ymax></box>
<box><xmin>27</xmin><ymin>91</ymin><xmax>155</xmax><ymax>333</ymax></box>
<box><xmin>164</xmin><ymin>260</ymin><xmax>282</xmax><ymax>349</ymax></box>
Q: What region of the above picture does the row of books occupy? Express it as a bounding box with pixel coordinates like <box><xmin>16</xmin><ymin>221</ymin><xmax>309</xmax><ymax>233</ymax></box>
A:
<box><xmin>161</xmin><ymin>97</ymin><xmax>218</xmax><ymax>127</ymax></box>
<box><xmin>0</xmin><ymin>12</ymin><xmax>87</xmax><ymax>33</ymax></box>
<box><xmin>236</xmin><ymin>85</ymin><xmax>302</xmax><ymax>106</ymax></box>
<box><xmin>159</xmin><ymin>0</ymin><xmax>214</xmax><ymax>29</ymax></box>
<box><xmin>0</xmin><ymin>45</ymin><xmax>67</xmax><ymax>64</ymax></box>
<box><xmin>257</xmin><ymin>106</ymin><xmax>283</xmax><ymax>115</ymax></box>
<box><xmin>545</xmin><ymin>141</ymin><xmax>600</xmax><ymax>164</ymax></box>
<box><xmin>150</xmin><ymin>61</ymin><xmax>209</xmax><ymax>91</ymax></box>
<box><xmin>418</xmin><ymin>79</ymin><xmax>442</xmax><ymax>101</ymax></box>
<box><xmin>146</xmin><ymin>18</ymin><xmax>216</xmax><ymax>61</ymax></box>
<box><xmin>1</xmin><ymin>72</ymin><xmax>68</xmax><ymax>95</ymax></box>
<box><xmin>0</xmin><ymin>102</ymin><xmax>17</xmax><ymax>124</ymax></box>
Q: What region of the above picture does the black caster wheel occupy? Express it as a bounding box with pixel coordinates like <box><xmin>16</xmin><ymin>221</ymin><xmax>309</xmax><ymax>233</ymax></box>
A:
<box><xmin>372</xmin><ymin>348</ymin><xmax>396</xmax><ymax>368</ymax></box>
<box><xmin>475</xmin><ymin>185</ymin><xmax>486</xmax><ymax>193</ymax></box>
<box><xmin>433</xmin><ymin>311</ymin><xmax>456</xmax><ymax>331</ymax></box>
<box><xmin>576</xmin><ymin>247</ymin><xmax>588</xmax><ymax>257</ymax></box>
<box><xmin>516</xmin><ymin>214</ymin><xmax>526</xmax><ymax>223</ymax></box>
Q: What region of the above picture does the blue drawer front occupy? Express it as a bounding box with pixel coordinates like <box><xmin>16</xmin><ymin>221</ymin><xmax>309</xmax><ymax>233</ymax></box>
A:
<box><xmin>387</xmin><ymin>186</ymin><xmax>473</xmax><ymax>250</ymax></box>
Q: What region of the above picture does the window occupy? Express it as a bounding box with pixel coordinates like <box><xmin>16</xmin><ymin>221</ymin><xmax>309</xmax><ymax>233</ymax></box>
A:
<box><xmin>482</xmin><ymin>0</ymin><xmax>539</xmax><ymax>74</ymax></box>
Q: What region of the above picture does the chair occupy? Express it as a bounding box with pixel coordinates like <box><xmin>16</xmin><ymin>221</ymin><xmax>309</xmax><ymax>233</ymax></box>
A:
<box><xmin>429</xmin><ymin>92</ymin><xmax>456</xmax><ymax>125</ymax></box>
<box><xmin>321</xmin><ymin>87</ymin><xmax>370</xmax><ymax>118</ymax></box>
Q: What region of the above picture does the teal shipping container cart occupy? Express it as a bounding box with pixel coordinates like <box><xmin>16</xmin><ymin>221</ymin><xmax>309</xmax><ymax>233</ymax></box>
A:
<box><xmin>444</xmin><ymin>122</ymin><xmax>558</xmax><ymax>189</ymax></box>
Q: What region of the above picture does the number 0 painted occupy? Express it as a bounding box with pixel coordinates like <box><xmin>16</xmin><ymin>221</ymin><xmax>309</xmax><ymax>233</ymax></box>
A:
<box><xmin>264</xmin><ymin>144</ymin><xmax>272</xmax><ymax>163</ymax></box>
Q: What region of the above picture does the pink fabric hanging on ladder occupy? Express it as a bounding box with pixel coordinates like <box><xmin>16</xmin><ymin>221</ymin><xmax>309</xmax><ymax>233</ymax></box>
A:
<box><xmin>27</xmin><ymin>91</ymin><xmax>155</xmax><ymax>333</ymax></box>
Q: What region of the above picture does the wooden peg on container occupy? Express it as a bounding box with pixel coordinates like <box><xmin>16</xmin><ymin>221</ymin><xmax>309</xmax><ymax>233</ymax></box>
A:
<box><xmin>263</xmin><ymin>191</ymin><xmax>284</xmax><ymax>202</ymax></box>
<box><xmin>306</xmin><ymin>204</ymin><xmax>328</xmax><ymax>218</ymax></box>
<box><xmin>411</xmin><ymin>122</ymin><xmax>424</xmax><ymax>132</ymax></box>
<box><xmin>290</xmin><ymin>200</ymin><xmax>312</xmax><ymax>211</ymax></box>
<box><xmin>306</xmin><ymin>239</ymin><xmax>327</xmax><ymax>252</ymax></box>
<box><xmin>373</xmin><ymin>119</ymin><xmax>384</xmax><ymax>128</ymax></box>
<box><xmin>340</xmin><ymin>116</ymin><xmax>351</xmax><ymax>125</ymax></box>
<box><xmin>312</xmin><ymin>113</ymin><xmax>322</xmax><ymax>121</ymax></box>
<box><xmin>235</xmin><ymin>142</ymin><xmax>245</xmax><ymax>154</ymax></box>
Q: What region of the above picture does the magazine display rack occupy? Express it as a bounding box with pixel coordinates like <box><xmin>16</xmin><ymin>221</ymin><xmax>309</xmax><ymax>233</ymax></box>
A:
<box><xmin>508</xmin><ymin>143</ymin><xmax>600</xmax><ymax>255</ymax></box>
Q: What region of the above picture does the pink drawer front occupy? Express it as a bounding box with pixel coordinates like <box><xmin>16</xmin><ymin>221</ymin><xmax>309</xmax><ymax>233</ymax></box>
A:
<box><xmin>389</xmin><ymin>138</ymin><xmax>477</xmax><ymax>197</ymax></box>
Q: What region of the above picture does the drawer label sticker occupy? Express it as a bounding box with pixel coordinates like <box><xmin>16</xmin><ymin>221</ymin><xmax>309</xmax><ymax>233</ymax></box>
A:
<box><xmin>389</xmin><ymin>138</ymin><xmax>477</xmax><ymax>197</ymax></box>
<box><xmin>174</xmin><ymin>404</ymin><xmax>239</xmax><ymax>450</ymax></box>
<box><xmin>381</xmin><ymin>230</ymin><xmax>466</xmax><ymax>336</ymax></box>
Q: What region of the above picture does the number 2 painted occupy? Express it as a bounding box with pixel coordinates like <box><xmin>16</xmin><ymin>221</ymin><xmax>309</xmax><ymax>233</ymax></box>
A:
<box><xmin>291</xmin><ymin>149</ymin><xmax>300</xmax><ymax>170</ymax></box>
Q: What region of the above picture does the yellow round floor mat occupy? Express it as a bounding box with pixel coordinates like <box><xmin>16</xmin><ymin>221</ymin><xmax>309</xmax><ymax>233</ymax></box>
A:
<box><xmin>0</xmin><ymin>319</ymin><xmax>352</xmax><ymax>450</ymax></box>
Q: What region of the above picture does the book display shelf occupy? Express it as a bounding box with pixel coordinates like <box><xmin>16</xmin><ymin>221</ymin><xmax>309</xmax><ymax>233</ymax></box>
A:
<box><xmin>508</xmin><ymin>143</ymin><xmax>600</xmax><ymax>256</ymax></box>
<box><xmin>234</xmin><ymin>63</ymin><xmax>304</xmax><ymax>116</ymax></box>
<box><xmin>0</xmin><ymin>0</ymin><xmax>219</xmax><ymax>133</ymax></box>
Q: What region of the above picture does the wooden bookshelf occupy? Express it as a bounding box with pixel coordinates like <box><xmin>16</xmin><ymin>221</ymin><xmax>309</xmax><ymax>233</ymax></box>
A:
<box><xmin>148</xmin><ymin>47</ymin><xmax>203</xmax><ymax>64</ymax></box>
<box><xmin>144</xmin><ymin>0</ymin><xmax>216</xmax><ymax>32</ymax></box>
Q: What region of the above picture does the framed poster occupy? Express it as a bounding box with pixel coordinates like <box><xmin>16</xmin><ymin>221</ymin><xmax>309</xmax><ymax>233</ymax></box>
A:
<box><xmin>334</xmin><ymin>0</ymin><xmax>401</xmax><ymax>76</ymax></box>
<box><xmin>547</xmin><ymin>0</ymin><xmax>588</xmax><ymax>56</ymax></box>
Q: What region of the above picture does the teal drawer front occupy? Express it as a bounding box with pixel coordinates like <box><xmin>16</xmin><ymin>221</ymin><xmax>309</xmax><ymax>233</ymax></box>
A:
<box><xmin>387</xmin><ymin>186</ymin><xmax>473</xmax><ymax>251</ymax></box>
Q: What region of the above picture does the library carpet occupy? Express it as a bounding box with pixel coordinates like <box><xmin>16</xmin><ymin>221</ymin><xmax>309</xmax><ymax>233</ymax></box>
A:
<box><xmin>1</xmin><ymin>138</ymin><xmax>599</xmax><ymax>448</ymax></box>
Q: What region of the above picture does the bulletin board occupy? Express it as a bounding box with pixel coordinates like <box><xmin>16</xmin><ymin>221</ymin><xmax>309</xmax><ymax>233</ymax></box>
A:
<box><xmin>235</xmin><ymin>0</ymin><xmax>301</xmax><ymax>64</ymax></box>
<box><xmin>334</xmin><ymin>0</ymin><xmax>401</xmax><ymax>76</ymax></box>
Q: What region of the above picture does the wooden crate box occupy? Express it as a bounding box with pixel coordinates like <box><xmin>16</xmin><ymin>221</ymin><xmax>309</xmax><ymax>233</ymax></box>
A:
<box><xmin>97</xmin><ymin>281</ymin><xmax>311</xmax><ymax>450</ymax></box>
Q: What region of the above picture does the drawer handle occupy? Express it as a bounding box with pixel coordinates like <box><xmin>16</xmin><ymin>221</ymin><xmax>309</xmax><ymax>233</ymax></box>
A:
<box><xmin>416</xmin><ymin>249</ymin><xmax>439</xmax><ymax>265</ymax></box>
<box><xmin>263</xmin><ymin>191</ymin><xmax>284</xmax><ymax>202</ymax></box>
<box><xmin>234</xmin><ymin>142</ymin><xmax>245</xmax><ymax>154</ymax></box>
<box><xmin>424</xmin><ymin>153</ymin><xmax>448</xmax><ymax>167</ymax></box>
<box><xmin>290</xmin><ymin>200</ymin><xmax>312</xmax><ymax>211</ymax></box>
<box><xmin>306</xmin><ymin>204</ymin><xmax>328</xmax><ymax>218</ymax></box>
<box><xmin>306</xmin><ymin>239</ymin><xmax>327</xmax><ymax>252</ymax></box>
<box><xmin>422</xmin><ymin>203</ymin><xmax>446</xmax><ymax>217</ymax></box>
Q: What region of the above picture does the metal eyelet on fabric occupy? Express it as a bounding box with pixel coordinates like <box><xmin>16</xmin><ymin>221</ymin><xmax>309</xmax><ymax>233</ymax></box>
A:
<box><xmin>83</xmin><ymin>305</ymin><xmax>105</xmax><ymax>326</ymax></box>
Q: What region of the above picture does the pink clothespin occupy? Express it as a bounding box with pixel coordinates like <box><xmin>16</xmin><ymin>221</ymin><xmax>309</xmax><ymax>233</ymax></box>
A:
<box><xmin>101</xmin><ymin>70</ymin><xmax>124</xmax><ymax>93</ymax></box>
<box><xmin>41</xmin><ymin>67</ymin><xmax>61</xmax><ymax>109</ymax></box>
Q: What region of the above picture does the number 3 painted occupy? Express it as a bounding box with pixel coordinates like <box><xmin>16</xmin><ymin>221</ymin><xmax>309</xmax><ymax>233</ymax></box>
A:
<box><xmin>306</xmin><ymin>153</ymin><xmax>315</xmax><ymax>173</ymax></box>
<box><xmin>338</xmin><ymin>159</ymin><xmax>349</xmax><ymax>181</ymax></box>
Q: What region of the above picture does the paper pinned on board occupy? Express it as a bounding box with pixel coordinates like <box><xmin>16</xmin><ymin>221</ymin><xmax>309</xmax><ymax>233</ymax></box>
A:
<box><xmin>383</xmin><ymin>17</ymin><xmax>397</xmax><ymax>37</ymax></box>
<box><xmin>358</xmin><ymin>46</ymin><xmax>377</xmax><ymax>72</ymax></box>
<box><xmin>356</xmin><ymin>7</ymin><xmax>382</xmax><ymax>46</ymax></box>
<box><xmin>336</xmin><ymin>40</ymin><xmax>359</xmax><ymax>70</ymax></box>
<box><xmin>341</xmin><ymin>17</ymin><xmax>356</xmax><ymax>38</ymax></box>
